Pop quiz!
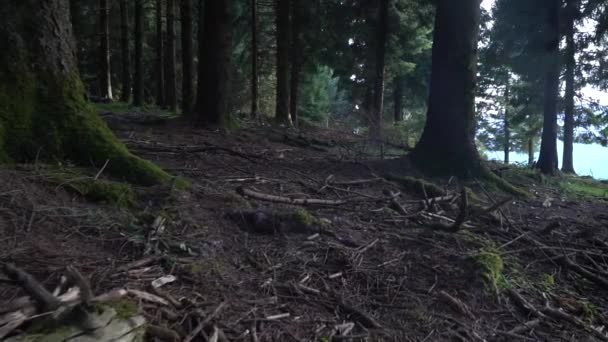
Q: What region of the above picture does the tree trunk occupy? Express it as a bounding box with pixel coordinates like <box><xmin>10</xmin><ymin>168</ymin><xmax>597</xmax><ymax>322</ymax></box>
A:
<box><xmin>251</xmin><ymin>0</ymin><xmax>259</xmax><ymax>119</ymax></box>
<box><xmin>410</xmin><ymin>0</ymin><xmax>483</xmax><ymax>176</ymax></box>
<box><xmin>370</xmin><ymin>0</ymin><xmax>389</xmax><ymax>141</ymax></box>
<box><xmin>133</xmin><ymin>0</ymin><xmax>145</xmax><ymax>106</ymax></box>
<box><xmin>98</xmin><ymin>0</ymin><xmax>113</xmax><ymax>99</ymax></box>
<box><xmin>181</xmin><ymin>0</ymin><xmax>195</xmax><ymax>116</ymax></box>
<box><xmin>289</xmin><ymin>0</ymin><xmax>303</xmax><ymax>126</ymax></box>
<box><xmin>537</xmin><ymin>0</ymin><xmax>561</xmax><ymax>175</ymax></box>
<box><xmin>528</xmin><ymin>138</ymin><xmax>534</xmax><ymax>165</ymax></box>
<box><xmin>393</xmin><ymin>76</ymin><xmax>404</xmax><ymax>123</ymax></box>
<box><xmin>156</xmin><ymin>0</ymin><xmax>166</xmax><ymax>107</ymax></box>
<box><xmin>275</xmin><ymin>0</ymin><xmax>291</xmax><ymax>125</ymax></box>
<box><xmin>562</xmin><ymin>0</ymin><xmax>578</xmax><ymax>174</ymax></box>
<box><xmin>503</xmin><ymin>80</ymin><xmax>510</xmax><ymax>164</ymax></box>
<box><xmin>69</xmin><ymin>0</ymin><xmax>84</xmax><ymax>68</ymax></box>
<box><xmin>195</xmin><ymin>0</ymin><xmax>234</xmax><ymax>127</ymax></box>
<box><xmin>165</xmin><ymin>0</ymin><xmax>178</xmax><ymax>111</ymax></box>
<box><xmin>0</xmin><ymin>0</ymin><xmax>169</xmax><ymax>185</ymax></box>
<box><xmin>120</xmin><ymin>0</ymin><xmax>132</xmax><ymax>102</ymax></box>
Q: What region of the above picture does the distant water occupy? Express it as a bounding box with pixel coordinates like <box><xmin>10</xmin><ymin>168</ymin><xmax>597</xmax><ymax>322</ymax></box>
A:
<box><xmin>488</xmin><ymin>141</ymin><xmax>608</xmax><ymax>180</ymax></box>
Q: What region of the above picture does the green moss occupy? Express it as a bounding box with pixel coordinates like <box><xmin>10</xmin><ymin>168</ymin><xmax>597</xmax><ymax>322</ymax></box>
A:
<box><xmin>384</xmin><ymin>174</ymin><xmax>445</xmax><ymax>197</ymax></box>
<box><xmin>472</xmin><ymin>250</ymin><xmax>504</xmax><ymax>289</ymax></box>
<box><xmin>292</xmin><ymin>208</ymin><xmax>329</xmax><ymax>228</ymax></box>
<box><xmin>0</xmin><ymin>67</ymin><xmax>171</xmax><ymax>186</ymax></box>
<box><xmin>539</xmin><ymin>273</ymin><xmax>555</xmax><ymax>291</ymax></box>
<box><xmin>480</xmin><ymin>168</ymin><xmax>531</xmax><ymax>198</ymax></box>
<box><xmin>49</xmin><ymin>171</ymin><xmax>135</xmax><ymax>207</ymax></box>
<box><xmin>104</xmin><ymin>299</ymin><xmax>140</xmax><ymax>319</ymax></box>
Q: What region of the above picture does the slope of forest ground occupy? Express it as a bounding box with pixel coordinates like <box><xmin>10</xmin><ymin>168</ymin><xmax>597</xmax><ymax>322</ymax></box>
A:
<box><xmin>2</xmin><ymin>106</ymin><xmax>608</xmax><ymax>341</ymax></box>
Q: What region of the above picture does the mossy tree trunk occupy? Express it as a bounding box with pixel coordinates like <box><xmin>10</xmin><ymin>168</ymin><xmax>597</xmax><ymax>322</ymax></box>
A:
<box><xmin>537</xmin><ymin>0</ymin><xmax>560</xmax><ymax>175</ymax></box>
<box><xmin>410</xmin><ymin>0</ymin><xmax>483</xmax><ymax>177</ymax></box>
<box><xmin>0</xmin><ymin>0</ymin><xmax>171</xmax><ymax>185</ymax></box>
<box><xmin>165</xmin><ymin>0</ymin><xmax>178</xmax><ymax>112</ymax></box>
<box><xmin>98</xmin><ymin>0</ymin><xmax>113</xmax><ymax>100</ymax></box>
<box><xmin>181</xmin><ymin>0</ymin><xmax>195</xmax><ymax>116</ymax></box>
<box><xmin>133</xmin><ymin>0</ymin><xmax>145</xmax><ymax>107</ymax></box>
<box><xmin>120</xmin><ymin>0</ymin><xmax>132</xmax><ymax>102</ymax></box>
<box><xmin>195</xmin><ymin>0</ymin><xmax>234</xmax><ymax>127</ymax></box>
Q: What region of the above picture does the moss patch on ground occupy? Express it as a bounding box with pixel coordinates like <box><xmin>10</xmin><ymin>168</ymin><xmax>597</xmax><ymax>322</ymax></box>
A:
<box><xmin>49</xmin><ymin>169</ymin><xmax>136</xmax><ymax>207</ymax></box>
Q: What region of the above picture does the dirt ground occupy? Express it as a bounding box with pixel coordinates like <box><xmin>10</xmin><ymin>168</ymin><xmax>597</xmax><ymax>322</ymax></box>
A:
<box><xmin>2</xmin><ymin>115</ymin><xmax>608</xmax><ymax>342</ymax></box>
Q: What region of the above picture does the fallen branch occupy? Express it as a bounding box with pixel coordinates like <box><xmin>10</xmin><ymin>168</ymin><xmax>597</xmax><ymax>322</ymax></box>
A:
<box><xmin>337</xmin><ymin>299</ymin><xmax>382</xmax><ymax>329</ymax></box>
<box><xmin>506</xmin><ymin>289</ymin><xmax>546</xmax><ymax>319</ymax></box>
<box><xmin>559</xmin><ymin>256</ymin><xmax>608</xmax><ymax>290</ymax></box>
<box><xmin>1</xmin><ymin>264</ymin><xmax>61</xmax><ymax>311</ymax></box>
<box><xmin>185</xmin><ymin>301</ymin><xmax>229</xmax><ymax>342</ymax></box>
<box><xmin>542</xmin><ymin>305</ymin><xmax>608</xmax><ymax>341</ymax></box>
<box><xmin>437</xmin><ymin>291</ymin><xmax>475</xmax><ymax>320</ymax></box>
<box><xmin>237</xmin><ymin>187</ymin><xmax>347</xmax><ymax>205</ymax></box>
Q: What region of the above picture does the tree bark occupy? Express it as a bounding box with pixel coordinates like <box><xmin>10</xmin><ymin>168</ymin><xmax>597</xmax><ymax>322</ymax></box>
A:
<box><xmin>289</xmin><ymin>0</ymin><xmax>303</xmax><ymax>126</ymax></box>
<box><xmin>275</xmin><ymin>0</ymin><xmax>292</xmax><ymax>125</ymax></box>
<box><xmin>181</xmin><ymin>0</ymin><xmax>195</xmax><ymax>115</ymax></box>
<box><xmin>133</xmin><ymin>0</ymin><xmax>145</xmax><ymax>106</ymax></box>
<box><xmin>393</xmin><ymin>76</ymin><xmax>404</xmax><ymax>123</ymax></box>
<box><xmin>537</xmin><ymin>0</ymin><xmax>561</xmax><ymax>175</ymax></box>
<box><xmin>503</xmin><ymin>80</ymin><xmax>510</xmax><ymax>164</ymax></box>
<box><xmin>0</xmin><ymin>0</ymin><xmax>170</xmax><ymax>185</ymax></box>
<box><xmin>528</xmin><ymin>138</ymin><xmax>534</xmax><ymax>165</ymax></box>
<box><xmin>195</xmin><ymin>0</ymin><xmax>234</xmax><ymax>127</ymax></box>
<box><xmin>156</xmin><ymin>0</ymin><xmax>166</xmax><ymax>107</ymax></box>
<box><xmin>120</xmin><ymin>0</ymin><xmax>132</xmax><ymax>102</ymax></box>
<box><xmin>410</xmin><ymin>0</ymin><xmax>483</xmax><ymax>176</ymax></box>
<box><xmin>370</xmin><ymin>0</ymin><xmax>389</xmax><ymax>141</ymax></box>
<box><xmin>251</xmin><ymin>0</ymin><xmax>259</xmax><ymax>119</ymax></box>
<box><xmin>562</xmin><ymin>0</ymin><xmax>578</xmax><ymax>174</ymax></box>
<box><xmin>165</xmin><ymin>0</ymin><xmax>178</xmax><ymax>111</ymax></box>
<box><xmin>98</xmin><ymin>0</ymin><xmax>113</xmax><ymax>99</ymax></box>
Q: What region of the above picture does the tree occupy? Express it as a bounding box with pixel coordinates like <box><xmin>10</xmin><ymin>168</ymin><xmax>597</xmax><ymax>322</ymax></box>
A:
<box><xmin>156</xmin><ymin>0</ymin><xmax>166</xmax><ymax>107</ymax></box>
<box><xmin>195</xmin><ymin>0</ymin><xmax>234</xmax><ymax>127</ymax></box>
<box><xmin>133</xmin><ymin>0</ymin><xmax>145</xmax><ymax>107</ymax></box>
<box><xmin>181</xmin><ymin>0</ymin><xmax>195</xmax><ymax>115</ymax></box>
<box><xmin>250</xmin><ymin>0</ymin><xmax>259</xmax><ymax>119</ymax></box>
<box><xmin>119</xmin><ymin>0</ymin><xmax>132</xmax><ymax>102</ymax></box>
<box><xmin>370</xmin><ymin>0</ymin><xmax>389</xmax><ymax>141</ymax></box>
<box><xmin>165</xmin><ymin>0</ymin><xmax>178</xmax><ymax>111</ymax></box>
<box><xmin>275</xmin><ymin>0</ymin><xmax>291</xmax><ymax>125</ymax></box>
<box><xmin>536</xmin><ymin>0</ymin><xmax>561</xmax><ymax>175</ymax></box>
<box><xmin>410</xmin><ymin>0</ymin><xmax>484</xmax><ymax>176</ymax></box>
<box><xmin>562</xmin><ymin>0</ymin><xmax>580</xmax><ymax>174</ymax></box>
<box><xmin>98</xmin><ymin>0</ymin><xmax>113</xmax><ymax>99</ymax></box>
<box><xmin>0</xmin><ymin>0</ymin><xmax>169</xmax><ymax>185</ymax></box>
<box><xmin>289</xmin><ymin>0</ymin><xmax>303</xmax><ymax>126</ymax></box>
<box><xmin>393</xmin><ymin>76</ymin><xmax>404</xmax><ymax>123</ymax></box>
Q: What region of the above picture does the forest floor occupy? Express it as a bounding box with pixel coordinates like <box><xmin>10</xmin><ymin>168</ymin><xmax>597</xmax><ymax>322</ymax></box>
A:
<box><xmin>2</xmin><ymin>106</ymin><xmax>608</xmax><ymax>342</ymax></box>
